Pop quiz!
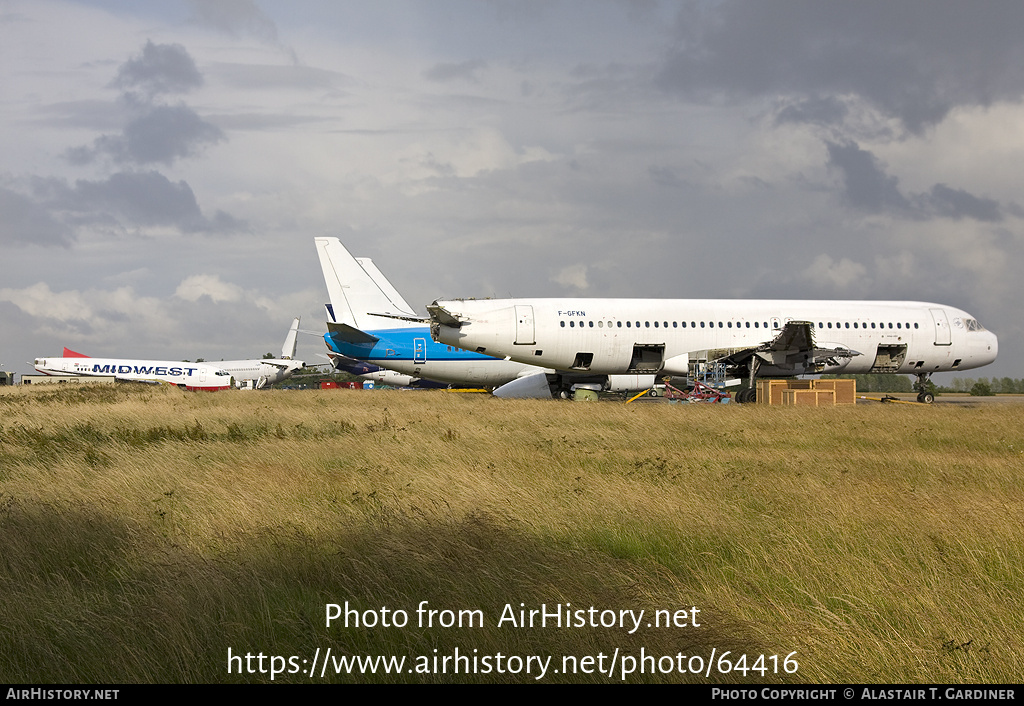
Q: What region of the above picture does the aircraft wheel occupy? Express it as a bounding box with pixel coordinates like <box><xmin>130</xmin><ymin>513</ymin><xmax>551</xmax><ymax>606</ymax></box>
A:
<box><xmin>917</xmin><ymin>391</ymin><xmax>935</xmax><ymax>404</ymax></box>
<box><xmin>648</xmin><ymin>388</ymin><xmax>659</xmax><ymax>397</ymax></box>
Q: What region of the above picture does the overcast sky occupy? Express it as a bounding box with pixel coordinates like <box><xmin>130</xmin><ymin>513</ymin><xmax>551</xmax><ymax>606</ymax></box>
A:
<box><xmin>1</xmin><ymin>0</ymin><xmax>1021</xmax><ymax>379</ymax></box>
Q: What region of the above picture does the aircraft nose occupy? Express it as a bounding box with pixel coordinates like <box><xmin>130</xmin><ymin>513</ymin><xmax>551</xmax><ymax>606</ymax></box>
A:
<box><xmin>985</xmin><ymin>331</ymin><xmax>999</xmax><ymax>364</ymax></box>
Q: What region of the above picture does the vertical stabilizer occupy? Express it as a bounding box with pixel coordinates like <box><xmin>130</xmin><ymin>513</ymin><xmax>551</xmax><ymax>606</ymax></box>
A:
<box><xmin>355</xmin><ymin>257</ymin><xmax>417</xmax><ymax>316</ymax></box>
<box><xmin>281</xmin><ymin>317</ymin><xmax>300</xmax><ymax>359</ymax></box>
<box><xmin>314</xmin><ymin>237</ymin><xmax>418</xmax><ymax>329</ymax></box>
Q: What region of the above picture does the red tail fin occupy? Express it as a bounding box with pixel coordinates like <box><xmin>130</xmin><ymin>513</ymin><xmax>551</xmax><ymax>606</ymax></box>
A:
<box><xmin>62</xmin><ymin>347</ymin><xmax>89</xmax><ymax>358</ymax></box>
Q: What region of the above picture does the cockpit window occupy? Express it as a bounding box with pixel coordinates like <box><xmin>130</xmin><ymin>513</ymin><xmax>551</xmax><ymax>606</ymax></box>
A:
<box><xmin>965</xmin><ymin>318</ymin><xmax>986</xmax><ymax>331</ymax></box>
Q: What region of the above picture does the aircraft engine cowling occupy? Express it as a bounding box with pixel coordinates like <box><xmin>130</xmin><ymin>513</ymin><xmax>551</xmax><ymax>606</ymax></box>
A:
<box><xmin>493</xmin><ymin>372</ymin><xmax>558</xmax><ymax>398</ymax></box>
<box><xmin>605</xmin><ymin>375</ymin><xmax>657</xmax><ymax>393</ymax></box>
<box><xmin>660</xmin><ymin>355</ymin><xmax>689</xmax><ymax>376</ymax></box>
<box><xmin>369</xmin><ymin>370</ymin><xmax>418</xmax><ymax>387</ymax></box>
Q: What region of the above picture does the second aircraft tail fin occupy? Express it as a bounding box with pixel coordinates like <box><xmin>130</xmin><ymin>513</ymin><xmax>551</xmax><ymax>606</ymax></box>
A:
<box><xmin>280</xmin><ymin>317</ymin><xmax>300</xmax><ymax>359</ymax></box>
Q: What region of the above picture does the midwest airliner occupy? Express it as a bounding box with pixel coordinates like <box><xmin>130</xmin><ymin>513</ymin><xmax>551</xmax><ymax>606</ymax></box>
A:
<box><xmin>34</xmin><ymin>348</ymin><xmax>234</xmax><ymax>390</ymax></box>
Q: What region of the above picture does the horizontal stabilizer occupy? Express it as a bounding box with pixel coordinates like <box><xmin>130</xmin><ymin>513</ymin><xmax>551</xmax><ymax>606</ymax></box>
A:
<box><xmin>427</xmin><ymin>304</ymin><xmax>464</xmax><ymax>328</ymax></box>
<box><xmin>326</xmin><ymin>321</ymin><xmax>380</xmax><ymax>345</ymax></box>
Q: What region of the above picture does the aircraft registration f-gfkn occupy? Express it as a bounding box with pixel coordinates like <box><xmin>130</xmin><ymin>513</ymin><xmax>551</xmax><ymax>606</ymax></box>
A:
<box><xmin>34</xmin><ymin>349</ymin><xmax>234</xmax><ymax>390</ymax></box>
<box><xmin>427</xmin><ymin>298</ymin><xmax>998</xmax><ymax>402</ymax></box>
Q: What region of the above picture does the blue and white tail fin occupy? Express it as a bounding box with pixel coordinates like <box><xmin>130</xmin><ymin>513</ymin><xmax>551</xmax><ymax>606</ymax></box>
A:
<box><xmin>315</xmin><ymin>237</ymin><xmax>419</xmax><ymax>330</ymax></box>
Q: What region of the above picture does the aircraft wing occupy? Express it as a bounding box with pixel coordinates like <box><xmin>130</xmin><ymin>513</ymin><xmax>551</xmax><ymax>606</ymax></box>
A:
<box><xmin>712</xmin><ymin>321</ymin><xmax>859</xmax><ymax>377</ymax></box>
<box><xmin>260</xmin><ymin>360</ymin><xmax>301</xmax><ymax>370</ymax></box>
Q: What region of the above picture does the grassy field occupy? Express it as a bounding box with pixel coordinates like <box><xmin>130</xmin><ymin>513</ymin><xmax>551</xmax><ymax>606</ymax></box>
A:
<box><xmin>1</xmin><ymin>384</ymin><xmax>1021</xmax><ymax>683</ymax></box>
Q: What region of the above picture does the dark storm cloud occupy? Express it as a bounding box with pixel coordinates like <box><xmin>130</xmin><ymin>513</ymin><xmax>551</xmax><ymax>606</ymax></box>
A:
<box><xmin>0</xmin><ymin>187</ymin><xmax>75</xmax><ymax>247</ymax></box>
<box><xmin>112</xmin><ymin>41</ymin><xmax>203</xmax><ymax>97</ymax></box>
<box><xmin>72</xmin><ymin>172</ymin><xmax>205</xmax><ymax>227</ymax></box>
<box><xmin>423</xmin><ymin>60</ymin><xmax>488</xmax><ymax>83</ymax></box>
<box><xmin>826</xmin><ymin>141</ymin><xmax>908</xmax><ymax>212</ymax></box>
<box><xmin>26</xmin><ymin>172</ymin><xmax>245</xmax><ymax>235</ymax></box>
<box><xmin>924</xmin><ymin>184</ymin><xmax>1002</xmax><ymax>223</ymax></box>
<box><xmin>827</xmin><ymin>141</ymin><xmax>1004</xmax><ymax>222</ymax></box>
<box><xmin>72</xmin><ymin>105</ymin><xmax>225</xmax><ymax>166</ymax></box>
<box><xmin>68</xmin><ymin>42</ymin><xmax>223</xmax><ymax>167</ymax></box>
<box><xmin>658</xmin><ymin>1</ymin><xmax>1024</xmax><ymax>133</ymax></box>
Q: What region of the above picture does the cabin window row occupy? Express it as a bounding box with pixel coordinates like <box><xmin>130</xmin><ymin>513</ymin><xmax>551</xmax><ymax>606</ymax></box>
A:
<box><xmin>559</xmin><ymin>320</ymin><xmax>773</xmax><ymax>329</ymax></box>
<box><xmin>557</xmin><ymin>320</ymin><xmax>922</xmax><ymax>330</ymax></box>
<box><xmin>817</xmin><ymin>322</ymin><xmax>919</xmax><ymax>330</ymax></box>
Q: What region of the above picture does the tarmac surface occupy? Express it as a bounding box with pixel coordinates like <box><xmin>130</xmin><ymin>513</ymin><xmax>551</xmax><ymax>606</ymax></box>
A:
<box><xmin>630</xmin><ymin>390</ymin><xmax>1024</xmax><ymax>405</ymax></box>
<box><xmin>856</xmin><ymin>393</ymin><xmax>1024</xmax><ymax>406</ymax></box>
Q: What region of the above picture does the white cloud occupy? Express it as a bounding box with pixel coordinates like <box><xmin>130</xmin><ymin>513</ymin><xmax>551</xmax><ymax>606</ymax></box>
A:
<box><xmin>175</xmin><ymin>274</ymin><xmax>245</xmax><ymax>303</ymax></box>
<box><xmin>801</xmin><ymin>255</ymin><xmax>868</xmax><ymax>291</ymax></box>
<box><xmin>552</xmin><ymin>263</ymin><xmax>589</xmax><ymax>290</ymax></box>
<box><xmin>0</xmin><ymin>281</ymin><xmax>171</xmax><ymax>348</ymax></box>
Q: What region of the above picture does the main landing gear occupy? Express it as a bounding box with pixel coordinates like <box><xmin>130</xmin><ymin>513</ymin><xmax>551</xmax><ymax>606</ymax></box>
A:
<box><xmin>914</xmin><ymin>372</ymin><xmax>935</xmax><ymax>404</ymax></box>
<box><xmin>735</xmin><ymin>358</ymin><xmax>761</xmax><ymax>404</ymax></box>
<box><xmin>735</xmin><ymin>387</ymin><xmax>757</xmax><ymax>404</ymax></box>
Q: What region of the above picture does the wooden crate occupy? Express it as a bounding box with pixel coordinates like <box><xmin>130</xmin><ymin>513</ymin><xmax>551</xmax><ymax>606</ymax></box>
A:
<box><xmin>811</xmin><ymin>379</ymin><xmax>856</xmax><ymax>405</ymax></box>
<box><xmin>781</xmin><ymin>388</ymin><xmax>835</xmax><ymax>406</ymax></box>
<box><xmin>758</xmin><ymin>379</ymin><xmax>793</xmax><ymax>405</ymax></box>
<box><xmin>758</xmin><ymin>378</ymin><xmax>858</xmax><ymax>405</ymax></box>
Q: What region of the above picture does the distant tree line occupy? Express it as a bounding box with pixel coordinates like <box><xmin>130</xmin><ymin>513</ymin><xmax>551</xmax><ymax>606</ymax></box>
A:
<box><xmin>940</xmin><ymin>377</ymin><xmax>1023</xmax><ymax>395</ymax></box>
<box><xmin>820</xmin><ymin>374</ymin><xmax>1023</xmax><ymax>395</ymax></box>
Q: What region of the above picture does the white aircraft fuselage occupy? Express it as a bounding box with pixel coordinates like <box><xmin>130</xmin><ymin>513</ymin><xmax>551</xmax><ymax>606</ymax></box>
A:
<box><xmin>215</xmin><ymin>359</ymin><xmax>304</xmax><ymax>388</ymax></box>
<box><xmin>33</xmin><ymin>356</ymin><xmax>234</xmax><ymax>390</ymax></box>
<box><xmin>429</xmin><ymin>298</ymin><xmax>997</xmax><ymax>393</ymax></box>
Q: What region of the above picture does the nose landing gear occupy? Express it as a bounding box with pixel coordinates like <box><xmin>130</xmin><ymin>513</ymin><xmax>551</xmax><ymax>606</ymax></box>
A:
<box><xmin>914</xmin><ymin>373</ymin><xmax>935</xmax><ymax>404</ymax></box>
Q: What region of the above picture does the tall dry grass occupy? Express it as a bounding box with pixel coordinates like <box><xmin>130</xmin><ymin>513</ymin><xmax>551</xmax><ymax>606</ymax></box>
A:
<box><xmin>0</xmin><ymin>384</ymin><xmax>1021</xmax><ymax>683</ymax></box>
